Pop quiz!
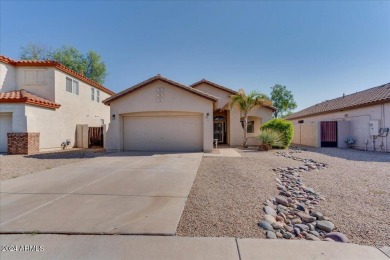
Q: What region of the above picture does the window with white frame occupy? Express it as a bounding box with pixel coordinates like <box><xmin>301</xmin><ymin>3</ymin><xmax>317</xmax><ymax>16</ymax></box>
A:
<box><xmin>97</xmin><ymin>90</ymin><xmax>100</xmax><ymax>102</ymax></box>
<box><xmin>91</xmin><ymin>88</ymin><xmax>95</xmax><ymax>101</ymax></box>
<box><xmin>66</xmin><ymin>77</ymin><xmax>79</xmax><ymax>95</ymax></box>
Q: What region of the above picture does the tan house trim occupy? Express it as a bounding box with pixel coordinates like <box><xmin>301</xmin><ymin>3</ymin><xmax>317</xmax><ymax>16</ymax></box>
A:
<box><xmin>103</xmin><ymin>74</ymin><xmax>219</xmax><ymax>105</ymax></box>
<box><xmin>191</xmin><ymin>79</ymin><xmax>277</xmax><ymax>112</ymax></box>
<box><xmin>191</xmin><ymin>79</ymin><xmax>238</xmax><ymax>95</ymax></box>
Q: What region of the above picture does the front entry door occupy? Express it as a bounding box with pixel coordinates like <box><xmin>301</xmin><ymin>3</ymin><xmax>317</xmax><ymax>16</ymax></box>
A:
<box><xmin>213</xmin><ymin>122</ymin><xmax>226</xmax><ymax>143</ymax></box>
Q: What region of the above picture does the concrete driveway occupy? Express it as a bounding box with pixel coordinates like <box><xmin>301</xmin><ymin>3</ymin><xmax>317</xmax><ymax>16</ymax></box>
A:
<box><xmin>0</xmin><ymin>152</ymin><xmax>202</xmax><ymax>235</ymax></box>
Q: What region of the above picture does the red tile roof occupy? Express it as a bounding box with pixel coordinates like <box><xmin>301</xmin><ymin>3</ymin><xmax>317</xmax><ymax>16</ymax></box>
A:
<box><xmin>0</xmin><ymin>55</ymin><xmax>115</xmax><ymax>96</ymax></box>
<box><xmin>0</xmin><ymin>89</ymin><xmax>61</xmax><ymax>109</ymax></box>
<box><xmin>103</xmin><ymin>74</ymin><xmax>219</xmax><ymax>105</ymax></box>
<box><xmin>286</xmin><ymin>83</ymin><xmax>390</xmax><ymax>120</ymax></box>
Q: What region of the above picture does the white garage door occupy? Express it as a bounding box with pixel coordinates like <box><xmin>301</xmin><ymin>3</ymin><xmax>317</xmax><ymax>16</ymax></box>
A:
<box><xmin>123</xmin><ymin>115</ymin><xmax>203</xmax><ymax>151</ymax></box>
<box><xmin>0</xmin><ymin>114</ymin><xmax>12</xmax><ymax>153</ymax></box>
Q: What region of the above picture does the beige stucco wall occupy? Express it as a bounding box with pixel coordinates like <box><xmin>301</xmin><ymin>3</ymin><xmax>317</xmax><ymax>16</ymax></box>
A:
<box><xmin>0</xmin><ymin>104</ymin><xmax>27</xmax><ymax>132</ymax></box>
<box><xmin>193</xmin><ymin>83</ymin><xmax>274</xmax><ymax>146</ymax></box>
<box><xmin>106</xmin><ymin>79</ymin><xmax>214</xmax><ymax>152</ymax></box>
<box><xmin>292</xmin><ymin>122</ymin><xmax>320</xmax><ymax>147</ymax></box>
<box><xmin>193</xmin><ymin>83</ymin><xmax>229</xmax><ymax>110</ymax></box>
<box><xmin>289</xmin><ymin>103</ymin><xmax>390</xmax><ymax>152</ymax></box>
<box><xmin>16</xmin><ymin>67</ymin><xmax>56</xmax><ymax>101</ymax></box>
<box><xmin>230</xmin><ymin>107</ymin><xmax>273</xmax><ymax>146</ymax></box>
<box><xmin>26</xmin><ymin>70</ymin><xmax>111</xmax><ymax>150</ymax></box>
<box><xmin>0</xmin><ymin>63</ymin><xmax>17</xmax><ymax>92</ymax></box>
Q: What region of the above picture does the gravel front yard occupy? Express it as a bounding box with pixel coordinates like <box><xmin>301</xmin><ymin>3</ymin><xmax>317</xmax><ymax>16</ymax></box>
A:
<box><xmin>0</xmin><ymin>149</ymin><xmax>106</xmax><ymax>181</ymax></box>
<box><xmin>177</xmin><ymin>147</ymin><xmax>390</xmax><ymax>247</ymax></box>
<box><xmin>177</xmin><ymin>150</ymin><xmax>302</xmax><ymax>239</ymax></box>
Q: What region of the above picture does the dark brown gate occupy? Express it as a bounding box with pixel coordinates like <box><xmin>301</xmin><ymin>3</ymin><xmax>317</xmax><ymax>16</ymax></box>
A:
<box><xmin>88</xmin><ymin>127</ymin><xmax>103</xmax><ymax>148</ymax></box>
<box><xmin>320</xmin><ymin>121</ymin><xmax>338</xmax><ymax>147</ymax></box>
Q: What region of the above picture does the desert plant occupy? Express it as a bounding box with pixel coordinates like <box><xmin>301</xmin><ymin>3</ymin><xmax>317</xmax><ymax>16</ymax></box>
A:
<box><xmin>224</xmin><ymin>89</ymin><xmax>271</xmax><ymax>148</ymax></box>
<box><xmin>258</xmin><ymin>129</ymin><xmax>285</xmax><ymax>150</ymax></box>
<box><xmin>261</xmin><ymin>118</ymin><xmax>294</xmax><ymax>148</ymax></box>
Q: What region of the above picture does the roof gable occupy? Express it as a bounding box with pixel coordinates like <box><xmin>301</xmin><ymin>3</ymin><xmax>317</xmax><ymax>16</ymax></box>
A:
<box><xmin>287</xmin><ymin>83</ymin><xmax>390</xmax><ymax>120</ymax></box>
<box><xmin>190</xmin><ymin>79</ymin><xmax>238</xmax><ymax>95</ymax></box>
<box><xmin>191</xmin><ymin>79</ymin><xmax>276</xmax><ymax>111</ymax></box>
<box><xmin>103</xmin><ymin>75</ymin><xmax>219</xmax><ymax>105</ymax></box>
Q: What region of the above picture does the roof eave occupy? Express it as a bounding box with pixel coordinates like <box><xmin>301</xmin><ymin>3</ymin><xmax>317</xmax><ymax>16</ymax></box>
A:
<box><xmin>190</xmin><ymin>80</ymin><xmax>238</xmax><ymax>95</ymax></box>
<box><xmin>0</xmin><ymin>55</ymin><xmax>115</xmax><ymax>96</ymax></box>
<box><xmin>103</xmin><ymin>75</ymin><xmax>219</xmax><ymax>105</ymax></box>
<box><xmin>286</xmin><ymin>98</ymin><xmax>390</xmax><ymax>120</ymax></box>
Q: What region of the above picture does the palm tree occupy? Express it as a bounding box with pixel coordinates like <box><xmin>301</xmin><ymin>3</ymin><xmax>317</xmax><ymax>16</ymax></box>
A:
<box><xmin>225</xmin><ymin>89</ymin><xmax>271</xmax><ymax>148</ymax></box>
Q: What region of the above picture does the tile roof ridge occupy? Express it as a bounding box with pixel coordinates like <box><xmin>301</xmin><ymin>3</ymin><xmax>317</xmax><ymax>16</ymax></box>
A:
<box><xmin>0</xmin><ymin>54</ymin><xmax>115</xmax><ymax>96</ymax></box>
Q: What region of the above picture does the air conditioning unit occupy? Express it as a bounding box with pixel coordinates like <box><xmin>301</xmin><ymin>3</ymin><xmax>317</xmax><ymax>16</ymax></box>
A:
<box><xmin>369</xmin><ymin>120</ymin><xmax>380</xmax><ymax>136</ymax></box>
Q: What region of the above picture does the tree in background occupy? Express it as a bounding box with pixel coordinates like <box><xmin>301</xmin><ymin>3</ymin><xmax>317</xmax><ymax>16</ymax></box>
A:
<box><xmin>20</xmin><ymin>43</ymin><xmax>52</xmax><ymax>60</ymax></box>
<box><xmin>20</xmin><ymin>44</ymin><xmax>107</xmax><ymax>84</ymax></box>
<box><xmin>225</xmin><ymin>89</ymin><xmax>271</xmax><ymax>148</ymax></box>
<box><xmin>270</xmin><ymin>84</ymin><xmax>297</xmax><ymax>118</ymax></box>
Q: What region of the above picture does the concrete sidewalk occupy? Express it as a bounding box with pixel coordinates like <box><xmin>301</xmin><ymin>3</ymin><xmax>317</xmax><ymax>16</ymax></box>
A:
<box><xmin>203</xmin><ymin>148</ymin><xmax>242</xmax><ymax>157</ymax></box>
<box><xmin>0</xmin><ymin>235</ymin><xmax>388</xmax><ymax>260</ymax></box>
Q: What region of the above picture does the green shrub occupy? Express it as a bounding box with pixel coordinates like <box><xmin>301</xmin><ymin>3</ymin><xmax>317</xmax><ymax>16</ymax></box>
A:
<box><xmin>260</xmin><ymin>118</ymin><xmax>294</xmax><ymax>148</ymax></box>
<box><xmin>257</xmin><ymin>129</ymin><xmax>285</xmax><ymax>150</ymax></box>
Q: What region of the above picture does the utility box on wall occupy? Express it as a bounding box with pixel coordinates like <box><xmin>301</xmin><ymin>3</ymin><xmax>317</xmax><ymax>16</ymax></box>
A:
<box><xmin>369</xmin><ymin>120</ymin><xmax>380</xmax><ymax>136</ymax></box>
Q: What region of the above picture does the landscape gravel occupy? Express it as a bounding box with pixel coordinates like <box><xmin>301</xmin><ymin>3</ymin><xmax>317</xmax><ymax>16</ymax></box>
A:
<box><xmin>177</xmin><ymin>150</ymin><xmax>302</xmax><ymax>239</ymax></box>
<box><xmin>295</xmin><ymin>147</ymin><xmax>390</xmax><ymax>247</ymax></box>
<box><xmin>0</xmin><ymin>149</ymin><xmax>106</xmax><ymax>181</ymax></box>
<box><xmin>177</xmin><ymin>147</ymin><xmax>390</xmax><ymax>247</ymax></box>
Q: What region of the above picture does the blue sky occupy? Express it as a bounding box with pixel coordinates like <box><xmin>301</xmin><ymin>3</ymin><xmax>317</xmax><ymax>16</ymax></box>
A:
<box><xmin>1</xmin><ymin>1</ymin><xmax>389</xmax><ymax>111</ymax></box>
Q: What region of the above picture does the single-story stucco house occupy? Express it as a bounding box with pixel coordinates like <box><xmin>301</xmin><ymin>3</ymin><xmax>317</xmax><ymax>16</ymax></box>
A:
<box><xmin>103</xmin><ymin>75</ymin><xmax>275</xmax><ymax>152</ymax></box>
<box><xmin>286</xmin><ymin>82</ymin><xmax>390</xmax><ymax>152</ymax></box>
<box><xmin>0</xmin><ymin>55</ymin><xmax>115</xmax><ymax>154</ymax></box>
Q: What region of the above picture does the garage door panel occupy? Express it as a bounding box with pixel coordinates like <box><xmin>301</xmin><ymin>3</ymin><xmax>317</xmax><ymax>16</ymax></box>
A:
<box><xmin>123</xmin><ymin>115</ymin><xmax>202</xmax><ymax>151</ymax></box>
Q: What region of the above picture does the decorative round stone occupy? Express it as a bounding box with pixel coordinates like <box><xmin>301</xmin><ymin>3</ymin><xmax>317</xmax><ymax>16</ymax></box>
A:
<box><xmin>283</xmin><ymin>232</ymin><xmax>294</xmax><ymax>239</ymax></box>
<box><xmin>266</xmin><ymin>231</ymin><xmax>277</xmax><ymax>239</ymax></box>
<box><xmin>275</xmin><ymin>196</ymin><xmax>289</xmax><ymax>206</ymax></box>
<box><xmin>263</xmin><ymin>206</ymin><xmax>277</xmax><ymax>217</ymax></box>
<box><xmin>258</xmin><ymin>220</ymin><xmax>274</xmax><ymax>231</ymax></box>
<box><xmin>325</xmin><ymin>232</ymin><xmax>349</xmax><ymax>243</ymax></box>
<box><xmin>294</xmin><ymin>224</ymin><xmax>309</xmax><ymax>231</ymax></box>
<box><xmin>306</xmin><ymin>234</ymin><xmax>321</xmax><ymax>241</ymax></box>
<box><xmin>316</xmin><ymin>221</ymin><xmax>335</xmax><ymax>232</ymax></box>
<box><xmin>309</xmin><ymin>230</ymin><xmax>320</xmax><ymax>237</ymax></box>
<box><xmin>263</xmin><ymin>214</ymin><xmax>276</xmax><ymax>224</ymax></box>
<box><xmin>311</xmin><ymin>211</ymin><xmax>325</xmax><ymax>220</ymax></box>
<box><xmin>291</xmin><ymin>218</ymin><xmax>302</xmax><ymax>225</ymax></box>
<box><xmin>285</xmin><ymin>225</ymin><xmax>294</xmax><ymax>232</ymax></box>
<box><xmin>272</xmin><ymin>221</ymin><xmax>284</xmax><ymax>229</ymax></box>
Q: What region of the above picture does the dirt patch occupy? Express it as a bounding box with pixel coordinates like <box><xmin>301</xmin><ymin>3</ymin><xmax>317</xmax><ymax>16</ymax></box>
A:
<box><xmin>0</xmin><ymin>149</ymin><xmax>106</xmax><ymax>181</ymax></box>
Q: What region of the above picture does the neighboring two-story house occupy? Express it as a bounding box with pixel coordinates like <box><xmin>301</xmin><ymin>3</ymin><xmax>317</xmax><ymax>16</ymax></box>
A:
<box><xmin>0</xmin><ymin>55</ymin><xmax>114</xmax><ymax>154</ymax></box>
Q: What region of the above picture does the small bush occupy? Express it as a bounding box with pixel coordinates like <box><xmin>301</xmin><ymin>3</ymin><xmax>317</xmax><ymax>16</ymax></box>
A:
<box><xmin>258</xmin><ymin>129</ymin><xmax>285</xmax><ymax>150</ymax></box>
<box><xmin>260</xmin><ymin>118</ymin><xmax>294</xmax><ymax>148</ymax></box>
